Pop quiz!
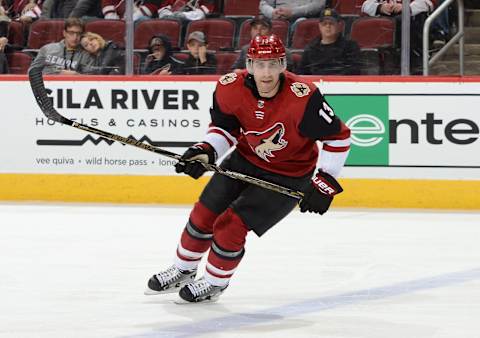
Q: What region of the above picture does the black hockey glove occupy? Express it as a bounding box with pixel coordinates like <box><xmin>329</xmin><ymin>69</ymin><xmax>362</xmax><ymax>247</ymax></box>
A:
<box><xmin>174</xmin><ymin>142</ymin><xmax>217</xmax><ymax>179</ymax></box>
<box><xmin>299</xmin><ymin>171</ymin><xmax>343</xmax><ymax>214</ymax></box>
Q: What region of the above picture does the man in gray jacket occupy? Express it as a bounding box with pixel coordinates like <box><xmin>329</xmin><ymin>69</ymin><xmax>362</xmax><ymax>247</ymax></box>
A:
<box><xmin>29</xmin><ymin>17</ymin><xmax>94</xmax><ymax>75</ymax></box>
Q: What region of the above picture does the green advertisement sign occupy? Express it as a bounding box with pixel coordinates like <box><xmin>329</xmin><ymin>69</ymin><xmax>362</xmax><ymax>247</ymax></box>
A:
<box><xmin>326</xmin><ymin>95</ymin><xmax>389</xmax><ymax>166</ymax></box>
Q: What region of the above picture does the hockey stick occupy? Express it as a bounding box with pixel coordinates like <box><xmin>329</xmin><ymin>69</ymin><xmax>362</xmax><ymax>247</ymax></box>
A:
<box><xmin>28</xmin><ymin>67</ymin><xmax>304</xmax><ymax>200</ymax></box>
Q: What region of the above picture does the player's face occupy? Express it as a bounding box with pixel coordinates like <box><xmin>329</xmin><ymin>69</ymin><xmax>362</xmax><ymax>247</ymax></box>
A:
<box><xmin>252</xmin><ymin>59</ymin><xmax>283</xmax><ymax>98</ymax></box>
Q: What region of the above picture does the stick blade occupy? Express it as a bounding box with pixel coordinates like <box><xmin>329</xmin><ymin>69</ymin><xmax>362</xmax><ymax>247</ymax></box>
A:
<box><xmin>28</xmin><ymin>67</ymin><xmax>72</xmax><ymax>126</ymax></box>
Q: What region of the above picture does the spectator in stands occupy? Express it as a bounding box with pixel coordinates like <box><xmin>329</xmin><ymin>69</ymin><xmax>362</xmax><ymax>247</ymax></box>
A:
<box><xmin>361</xmin><ymin>0</ymin><xmax>436</xmax><ymax>74</ymax></box>
<box><xmin>0</xmin><ymin>19</ymin><xmax>9</xmax><ymax>73</ymax></box>
<box><xmin>0</xmin><ymin>0</ymin><xmax>11</xmax><ymax>20</ymax></box>
<box><xmin>157</xmin><ymin>0</ymin><xmax>217</xmax><ymax>22</ymax></box>
<box><xmin>298</xmin><ymin>8</ymin><xmax>361</xmax><ymax>75</ymax></box>
<box><xmin>41</xmin><ymin>0</ymin><xmax>77</xmax><ymax>18</ymax></box>
<box><xmin>8</xmin><ymin>0</ymin><xmax>44</xmax><ymax>24</ymax></box>
<box><xmin>80</xmin><ymin>31</ymin><xmax>124</xmax><ymax>74</ymax></box>
<box><xmin>68</xmin><ymin>0</ymin><xmax>102</xmax><ymax>19</ymax></box>
<box><xmin>231</xmin><ymin>15</ymin><xmax>293</xmax><ymax>72</ymax></box>
<box><xmin>431</xmin><ymin>0</ymin><xmax>450</xmax><ymax>50</ymax></box>
<box><xmin>102</xmin><ymin>0</ymin><xmax>162</xmax><ymax>21</ymax></box>
<box><xmin>101</xmin><ymin>0</ymin><xmax>124</xmax><ymax>19</ymax></box>
<box><xmin>259</xmin><ymin>0</ymin><xmax>324</xmax><ymax>25</ymax></box>
<box><xmin>141</xmin><ymin>34</ymin><xmax>184</xmax><ymax>75</ymax></box>
<box><xmin>102</xmin><ymin>0</ymin><xmax>217</xmax><ymax>22</ymax></box>
<box><xmin>29</xmin><ymin>17</ymin><xmax>94</xmax><ymax>74</ymax></box>
<box><xmin>182</xmin><ymin>31</ymin><xmax>216</xmax><ymax>75</ymax></box>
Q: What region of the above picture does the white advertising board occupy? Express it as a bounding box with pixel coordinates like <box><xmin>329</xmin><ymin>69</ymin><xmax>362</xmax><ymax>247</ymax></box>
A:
<box><xmin>1</xmin><ymin>80</ymin><xmax>215</xmax><ymax>175</ymax></box>
<box><xmin>0</xmin><ymin>78</ymin><xmax>479</xmax><ymax>180</ymax></box>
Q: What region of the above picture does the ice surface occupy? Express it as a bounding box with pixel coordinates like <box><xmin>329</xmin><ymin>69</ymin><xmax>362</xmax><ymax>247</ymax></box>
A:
<box><xmin>1</xmin><ymin>204</ymin><xmax>479</xmax><ymax>338</ymax></box>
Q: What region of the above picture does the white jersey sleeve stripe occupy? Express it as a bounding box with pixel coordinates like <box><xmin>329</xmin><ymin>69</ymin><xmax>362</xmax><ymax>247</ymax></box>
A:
<box><xmin>204</xmin><ymin>132</ymin><xmax>233</xmax><ymax>160</ymax></box>
<box><xmin>208</xmin><ymin>126</ymin><xmax>238</xmax><ymax>146</ymax></box>
<box><xmin>322</xmin><ymin>138</ymin><xmax>351</xmax><ymax>147</ymax></box>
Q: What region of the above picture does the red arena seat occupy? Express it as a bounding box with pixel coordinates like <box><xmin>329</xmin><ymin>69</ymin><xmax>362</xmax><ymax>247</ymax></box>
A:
<box><xmin>290</xmin><ymin>18</ymin><xmax>345</xmax><ymax>49</ymax></box>
<box><xmin>134</xmin><ymin>19</ymin><xmax>182</xmax><ymax>50</ymax></box>
<box><xmin>85</xmin><ymin>19</ymin><xmax>126</xmax><ymax>48</ymax></box>
<box><xmin>223</xmin><ymin>0</ymin><xmax>259</xmax><ymax>16</ymax></box>
<box><xmin>7</xmin><ymin>21</ymin><xmax>25</xmax><ymax>48</ymax></box>
<box><xmin>215</xmin><ymin>52</ymin><xmax>239</xmax><ymax>74</ymax></box>
<box><xmin>331</xmin><ymin>0</ymin><xmax>364</xmax><ymax>16</ymax></box>
<box><xmin>6</xmin><ymin>52</ymin><xmax>33</xmax><ymax>74</ymax></box>
<box><xmin>173</xmin><ymin>52</ymin><xmax>190</xmax><ymax>63</ymax></box>
<box><xmin>185</xmin><ymin>19</ymin><xmax>235</xmax><ymax>51</ymax></box>
<box><xmin>350</xmin><ymin>17</ymin><xmax>395</xmax><ymax>49</ymax></box>
<box><xmin>27</xmin><ymin>20</ymin><xmax>64</xmax><ymax>49</ymax></box>
<box><xmin>237</xmin><ymin>19</ymin><xmax>289</xmax><ymax>49</ymax></box>
<box><xmin>350</xmin><ymin>17</ymin><xmax>396</xmax><ymax>74</ymax></box>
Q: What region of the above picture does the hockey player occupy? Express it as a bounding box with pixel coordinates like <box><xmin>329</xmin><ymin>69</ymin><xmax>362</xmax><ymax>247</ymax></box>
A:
<box><xmin>145</xmin><ymin>34</ymin><xmax>351</xmax><ymax>303</ymax></box>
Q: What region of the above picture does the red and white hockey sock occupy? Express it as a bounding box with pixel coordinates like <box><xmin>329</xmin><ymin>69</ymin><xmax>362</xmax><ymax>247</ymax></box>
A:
<box><xmin>205</xmin><ymin>241</ymin><xmax>244</xmax><ymax>287</ymax></box>
<box><xmin>174</xmin><ymin>202</ymin><xmax>218</xmax><ymax>271</ymax></box>
<box><xmin>204</xmin><ymin>208</ymin><xmax>248</xmax><ymax>287</ymax></box>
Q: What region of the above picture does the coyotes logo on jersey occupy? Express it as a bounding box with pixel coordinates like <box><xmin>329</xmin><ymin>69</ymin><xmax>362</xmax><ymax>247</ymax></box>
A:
<box><xmin>219</xmin><ymin>73</ymin><xmax>237</xmax><ymax>85</ymax></box>
<box><xmin>243</xmin><ymin>122</ymin><xmax>288</xmax><ymax>162</ymax></box>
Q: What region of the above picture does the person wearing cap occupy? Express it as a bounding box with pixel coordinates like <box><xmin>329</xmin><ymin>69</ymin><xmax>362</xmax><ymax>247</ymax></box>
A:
<box><xmin>298</xmin><ymin>8</ymin><xmax>361</xmax><ymax>75</ymax></box>
<box><xmin>183</xmin><ymin>31</ymin><xmax>217</xmax><ymax>75</ymax></box>
<box><xmin>231</xmin><ymin>15</ymin><xmax>293</xmax><ymax>73</ymax></box>
<box><xmin>259</xmin><ymin>0</ymin><xmax>325</xmax><ymax>24</ymax></box>
<box><xmin>142</xmin><ymin>34</ymin><xmax>184</xmax><ymax>75</ymax></box>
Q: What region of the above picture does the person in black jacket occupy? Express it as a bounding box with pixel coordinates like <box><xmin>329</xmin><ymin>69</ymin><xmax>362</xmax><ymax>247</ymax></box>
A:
<box><xmin>80</xmin><ymin>31</ymin><xmax>124</xmax><ymax>74</ymax></box>
<box><xmin>183</xmin><ymin>31</ymin><xmax>216</xmax><ymax>75</ymax></box>
<box><xmin>69</xmin><ymin>0</ymin><xmax>102</xmax><ymax>19</ymax></box>
<box><xmin>298</xmin><ymin>8</ymin><xmax>361</xmax><ymax>75</ymax></box>
<box><xmin>142</xmin><ymin>34</ymin><xmax>184</xmax><ymax>75</ymax></box>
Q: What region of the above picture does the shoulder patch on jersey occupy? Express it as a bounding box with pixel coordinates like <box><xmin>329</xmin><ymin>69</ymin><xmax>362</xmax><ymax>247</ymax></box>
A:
<box><xmin>290</xmin><ymin>82</ymin><xmax>310</xmax><ymax>97</ymax></box>
<box><xmin>219</xmin><ymin>73</ymin><xmax>238</xmax><ymax>85</ymax></box>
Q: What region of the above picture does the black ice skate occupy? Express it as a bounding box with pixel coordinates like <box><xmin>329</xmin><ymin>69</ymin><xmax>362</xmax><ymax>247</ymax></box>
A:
<box><xmin>144</xmin><ymin>265</ymin><xmax>196</xmax><ymax>295</ymax></box>
<box><xmin>178</xmin><ymin>277</ymin><xmax>228</xmax><ymax>303</ymax></box>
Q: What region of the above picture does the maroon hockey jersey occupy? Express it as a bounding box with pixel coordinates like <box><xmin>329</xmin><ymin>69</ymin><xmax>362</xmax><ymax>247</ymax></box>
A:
<box><xmin>204</xmin><ymin>70</ymin><xmax>351</xmax><ymax>178</ymax></box>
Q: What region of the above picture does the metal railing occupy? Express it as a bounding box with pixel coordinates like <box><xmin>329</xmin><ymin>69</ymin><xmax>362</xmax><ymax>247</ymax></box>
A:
<box><xmin>423</xmin><ymin>0</ymin><xmax>465</xmax><ymax>75</ymax></box>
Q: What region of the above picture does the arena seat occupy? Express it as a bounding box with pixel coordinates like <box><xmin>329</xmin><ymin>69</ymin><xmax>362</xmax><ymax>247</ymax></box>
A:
<box><xmin>134</xmin><ymin>19</ymin><xmax>182</xmax><ymax>50</ymax></box>
<box><xmin>85</xmin><ymin>19</ymin><xmax>125</xmax><ymax>48</ymax></box>
<box><xmin>27</xmin><ymin>20</ymin><xmax>64</xmax><ymax>49</ymax></box>
<box><xmin>185</xmin><ymin>18</ymin><xmax>236</xmax><ymax>51</ymax></box>
<box><xmin>237</xmin><ymin>19</ymin><xmax>289</xmax><ymax>49</ymax></box>
<box><xmin>7</xmin><ymin>21</ymin><xmax>25</xmax><ymax>48</ymax></box>
<box><xmin>290</xmin><ymin>18</ymin><xmax>345</xmax><ymax>49</ymax></box>
<box><xmin>223</xmin><ymin>0</ymin><xmax>259</xmax><ymax>16</ymax></box>
<box><xmin>350</xmin><ymin>17</ymin><xmax>396</xmax><ymax>74</ymax></box>
<box><xmin>350</xmin><ymin>17</ymin><xmax>395</xmax><ymax>49</ymax></box>
<box><xmin>215</xmin><ymin>51</ymin><xmax>239</xmax><ymax>74</ymax></box>
<box><xmin>6</xmin><ymin>52</ymin><xmax>32</xmax><ymax>74</ymax></box>
<box><xmin>331</xmin><ymin>0</ymin><xmax>364</xmax><ymax>16</ymax></box>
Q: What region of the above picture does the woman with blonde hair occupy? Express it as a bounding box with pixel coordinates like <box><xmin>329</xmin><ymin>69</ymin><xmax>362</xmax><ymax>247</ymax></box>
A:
<box><xmin>81</xmin><ymin>31</ymin><xmax>125</xmax><ymax>75</ymax></box>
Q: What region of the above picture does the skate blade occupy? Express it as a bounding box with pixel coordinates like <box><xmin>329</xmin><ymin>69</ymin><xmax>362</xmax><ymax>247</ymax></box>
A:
<box><xmin>173</xmin><ymin>295</ymin><xmax>221</xmax><ymax>304</ymax></box>
<box><xmin>144</xmin><ymin>277</ymin><xmax>196</xmax><ymax>296</ymax></box>
<box><xmin>144</xmin><ymin>287</ymin><xmax>181</xmax><ymax>296</ymax></box>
